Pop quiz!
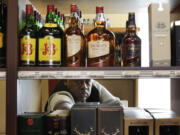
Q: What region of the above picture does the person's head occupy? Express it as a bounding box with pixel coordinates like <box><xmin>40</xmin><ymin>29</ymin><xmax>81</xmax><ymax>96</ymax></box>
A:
<box><xmin>64</xmin><ymin>79</ymin><xmax>93</xmax><ymax>102</ymax></box>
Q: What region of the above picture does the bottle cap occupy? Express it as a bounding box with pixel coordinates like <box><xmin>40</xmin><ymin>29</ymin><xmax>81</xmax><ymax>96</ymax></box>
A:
<box><xmin>128</xmin><ymin>12</ymin><xmax>136</xmax><ymax>26</ymax></box>
<box><xmin>47</xmin><ymin>5</ymin><xmax>54</xmax><ymax>13</ymax></box>
<box><xmin>71</xmin><ymin>4</ymin><xmax>77</xmax><ymax>12</ymax></box>
<box><xmin>26</xmin><ymin>4</ymin><xmax>33</xmax><ymax>15</ymax></box>
<box><xmin>96</xmin><ymin>6</ymin><xmax>104</xmax><ymax>13</ymax></box>
<box><xmin>58</xmin><ymin>11</ymin><xmax>60</xmax><ymax>17</ymax></box>
<box><xmin>55</xmin><ymin>8</ymin><xmax>58</xmax><ymax>14</ymax></box>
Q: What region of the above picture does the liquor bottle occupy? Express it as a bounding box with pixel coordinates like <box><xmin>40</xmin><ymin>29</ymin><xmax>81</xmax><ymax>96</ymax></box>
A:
<box><xmin>86</xmin><ymin>6</ymin><xmax>115</xmax><ymax>67</ymax></box>
<box><xmin>37</xmin><ymin>5</ymin><xmax>64</xmax><ymax>66</ymax></box>
<box><xmin>0</xmin><ymin>0</ymin><xmax>6</xmax><ymax>67</ymax></box>
<box><xmin>19</xmin><ymin>5</ymin><xmax>37</xmax><ymax>66</ymax></box>
<box><xmin>122</xmin><ymin>13</ymin><xmax>141</xmax><ymax>67</ymax></box>
<box><xmin>64</xmin><ymin>4</ymin><xmax>85</xmax><ymax>66</ymax></box>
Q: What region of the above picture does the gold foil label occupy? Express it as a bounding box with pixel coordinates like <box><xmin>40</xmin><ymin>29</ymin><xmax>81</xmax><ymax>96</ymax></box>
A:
<box><xmin>44</xmin><ymin>23</ymin><xmax>58</xmax><ymax>28</ymax></box>
<box><xmin>39</xmin><ymin>36</ymin><xmax>61</xmax><ymax>62</ymax></box>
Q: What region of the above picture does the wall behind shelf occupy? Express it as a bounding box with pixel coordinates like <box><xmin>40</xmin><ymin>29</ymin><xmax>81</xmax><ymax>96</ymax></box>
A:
<box><xmin>0</xmin><ymin>81</ymin><xmax>6</xmax><ymax>134</ymax></box>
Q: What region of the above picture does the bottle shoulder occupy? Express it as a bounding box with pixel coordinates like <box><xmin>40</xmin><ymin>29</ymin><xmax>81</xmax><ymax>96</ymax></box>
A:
<box><xmin>38</xmin><ymin>26</ymin><xmax>64</xmax><ymax>37</ymax></box>
<box><xmin>19</xmin><ymin>26</ymin><xmax>37</xmax><ymax>38</ymax></box>
<box><xmin>65</xmin><ymin>26</ymin><xmax>84</xmax><ymax>37</ymax></box>
<box><xmin>87</xmin><ymin>27</ymin><xmax>114</xmax><ymax>37</ymax></box>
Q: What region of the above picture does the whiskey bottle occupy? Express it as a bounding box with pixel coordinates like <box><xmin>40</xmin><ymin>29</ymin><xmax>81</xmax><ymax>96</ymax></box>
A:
<box><xmin>37</xmin><ymin>5</ymin><xmax>64</xmax><ymax>66</ymax></box>
<box><xmin>122</xmin><ymin>13</ymin><xmax>141</xmax><ymax>66</ymax></box>
<box><xmin>19</xmin><ymin>5</ymin><xmax>37</xmax><ymax>66</ymax></box>
<box><xmin>64</xmin><ymin>4</ymin><xmax>85</xmax><ymax>67</ymax></box>
<box><xmin>86</xmin><ymin>6</ymin><xmax>115</xmax><ymax>67</ymax></box>
<box><xmin>0</xmin><ymin>0</ymin><xmax>6</xmax><ymax>67</ymax></box>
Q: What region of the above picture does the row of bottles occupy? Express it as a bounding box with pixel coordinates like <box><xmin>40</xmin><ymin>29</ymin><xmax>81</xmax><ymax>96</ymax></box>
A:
<box><xmin>0</xmin><ymin>0</ymin><xmax>6</xmax><ymax>67</ymax></box>
<box><xmin>19</xmin><ymin>4</ymin><xmax>141</xmax><ymax>67</ymax></box>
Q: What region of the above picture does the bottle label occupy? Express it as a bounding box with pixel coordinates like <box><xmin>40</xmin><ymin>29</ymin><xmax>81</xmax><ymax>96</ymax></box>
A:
<box><xmin>39</xmin><ymin>36</ymin><xmax>61</xmax><ymax>61</ymax></box>
<box><xmin>0</xmin><ymin>32</ymin><xmax>4</xmax><ymax>48</ymax></box>
<box><xmin>20</xmin><ymin>35</ymin><xmax>36</xmax><ymax>61</ymax></box>
<box><xmin>126</xmin><ymin>43</ymin><xmax>141</xmax><ymax>66</ymax></box>
<box><xmin>44</xmin><ymin>23</ymin><xmax>58</xmax><ymax>28</ymax></box>
<box><xmin>67</xmin><ymin>35</ymin><xmax>81</xmax><ymax>57</ymax></box>
<box><xmin>88</xmin><ymin>40</ymin><xmax>109</xmax><ymax>58</ymax></box>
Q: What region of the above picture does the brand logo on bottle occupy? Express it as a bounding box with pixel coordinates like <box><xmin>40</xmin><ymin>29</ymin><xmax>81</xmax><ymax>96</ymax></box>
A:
<box><xmin>156</xmin><ymin>22</ymin><xmax>166</xmax><ymax>29</ymax></box>
<box><xmin>27</xmin><ymin>118</ymin><xmax>34</xmax><ymax>126</ymax></box>
<box><xmin>21</xmin><ymin>35</ymin><xmax>36</xmax><ymax>61</ymax></box>
<box><xmin>39</xmin><ymin>36</ymin><xmax>61</xmax><ymax>62</ymax></box>
<box><xmin>0</xmin><ymin>32</ymin><xmax>4</xmax><ymax>48</ymax></box>
<box><xmin>44</xmin><ymin>23</ymin><xmax>58</xmax><ymax>28</ymax></box>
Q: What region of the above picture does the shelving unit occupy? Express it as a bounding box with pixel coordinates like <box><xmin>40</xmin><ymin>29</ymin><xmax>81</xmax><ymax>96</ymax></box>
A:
<box><xmin>4</xmin><ymin>0</ymin><xmax>180</xmax><ymax>135</ymax></box>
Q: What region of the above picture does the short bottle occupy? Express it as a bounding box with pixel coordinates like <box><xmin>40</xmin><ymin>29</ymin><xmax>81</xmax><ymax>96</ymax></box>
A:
<box><xmin>19</xmin><ymin>4</ymin><xmax>37</xmax><ymax>66</ymax></box>
<box><xmin>64</xmin><ymin>4</ymin><xmax>85</xmax><ymax>66</ymax></box>
<box><xmin>86</xmin><ymin>6</ymin><xmax>115</xmax><ymax>67</ymax></box>
<box><xmin>122</xmin><ymin>13</ymin><xmax>141</xmax><ymax>67</ymax></box>
<box><xmin>37</xmin><ymin>5</ymin><xmax>64</xmax><ymax>66</ymax></box>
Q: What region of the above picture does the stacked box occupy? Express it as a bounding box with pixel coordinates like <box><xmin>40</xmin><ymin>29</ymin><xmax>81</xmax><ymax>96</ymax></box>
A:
<box><xmin>71</xmin><ymin>102</ymin><xmax>99</xmax><ymax>135</ymax></box>
<box><xmin>45</xmin><ymin>110</ymin><xmax>70</xmax><ymax>135</ymax></box>
<box><xmin>148</xmin><ymin>3</ymin><xmax>171</xmax><ymax>66</ymax></box>
<box><xmin>171</xmin><ymin>21</ymin><xmax>180</xmax><ymax>66</ymax></box>
<box><xmin>124</xmin><ymin>107</ymin><xmax>154</xmax><ymax>135</ymax></box>
<box><xmin>18</xmin><ymin>112</ymin><xmax>46</xmax><ymax>135</ymax></box>
<box><xmin>98</xmin><ymin>105</ymin><xmax>123</xmax><ymax>135</ymax></box>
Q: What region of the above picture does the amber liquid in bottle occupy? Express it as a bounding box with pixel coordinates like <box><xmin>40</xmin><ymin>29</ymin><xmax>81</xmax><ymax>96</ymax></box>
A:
<box><xmin>37</xmin><ymin>5</ymin><xmax>64</xmax><ymax>66</ymax></box>
<box><xmin>86</xmin><ymin>6</ymin><xmax>115</xmax><ymax>67</ymax></box>
<box><xmin>64</xmin><ymin>4</ymin><xmax>85</xmax><ymax>67</ymax></box>
<box><xmin>122</xmin><ymin>13</ymin><xmax>141</xmax><ymax>67</ymax></box>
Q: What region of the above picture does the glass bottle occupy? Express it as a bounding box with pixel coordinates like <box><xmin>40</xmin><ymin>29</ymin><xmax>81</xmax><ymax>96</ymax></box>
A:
<box><xmin>64</xmin><ymin>4</ymin><xmax>85</xmax><ymax>66</ymax></box>
<box><xmin>19</xmin><ymin>4</ymin><xmax>37</xmax><ymax>66</ymax></box>
<box><xmin>37</xmin><ymin>5</ymin><xmax>64</xmax><ymax>66</ymax></box>
<box><xmin>86</xmin><ymin>6</ymin><xmax>115</xmax><ymax>67</ymax></box>
<box><xmin>122</xmin><ymin>12</ymin><xmax>141</xmax><ymax>67</ymax></box>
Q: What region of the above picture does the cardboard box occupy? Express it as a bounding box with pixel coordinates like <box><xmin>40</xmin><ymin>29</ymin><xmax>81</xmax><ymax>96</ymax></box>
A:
<box><xmin>149</xmin><ymin>3</ymin><xmax>171</xmax><ymax>66</ymax></box>
<box><xmin>98</xmin><ymin>105</ymin><xmax>123</xmax><ymax>135</ymax></box>
<box><xmin>124</xmin><ymin>108</ymin><xmax>154</xmax><ymax>135</ymax></box>
<box><xmin>71</xmin><ymin>103</ymin><xmax>99</xmax><ymax>135</ymax></box>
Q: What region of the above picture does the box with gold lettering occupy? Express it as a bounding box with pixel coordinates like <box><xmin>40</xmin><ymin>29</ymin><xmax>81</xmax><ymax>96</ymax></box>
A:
<box><xmin>71</xmin><ymin>102</ymin><xmax>99</xmax><ymax>135</ymax></box>
<box><xmin>98</xmin><ymin>105</ymin><xmax>123</xmax><ymax>135</ymax></box>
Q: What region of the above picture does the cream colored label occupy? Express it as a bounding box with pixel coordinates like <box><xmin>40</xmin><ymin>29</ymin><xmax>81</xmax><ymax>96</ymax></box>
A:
<box><xmin>39</xmin><ymin>36</ymin><xmax>61</xmax><ymax>61</ymax></box>
<box><xmin>21</xmin><ymin>35</ymin><xmax>36</xmax><ymax>61</ymax></box>
<box><xmin>67</xmin><ymin>35</ymin><xmax>81</xmax><ymax>57</ymax></box>
<box><xmin>88</xmin><ymin>40</ymin><xmax>109</xmax><ymax>58</ymax></box>
<box><xmin>0</xmin><ymin>33</ymin><xmax>3</xmax><ymax>48</ymax></box>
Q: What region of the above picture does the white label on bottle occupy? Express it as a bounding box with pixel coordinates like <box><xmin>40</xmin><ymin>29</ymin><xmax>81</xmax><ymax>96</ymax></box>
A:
<box><xmin>67</xmin><ymin>35</ymin><xmax>81</xmax><ymax>57</ymax></box>
<box><xmin>88</xmin><ymin>40</ymin><xmax>110</xmax><ymax>58</ymax></box>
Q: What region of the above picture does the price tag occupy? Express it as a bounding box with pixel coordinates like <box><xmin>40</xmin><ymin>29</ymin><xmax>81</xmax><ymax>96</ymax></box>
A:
<box><xmin>122</xmin><ymin>71</ymin><xmax>140</xmax><ymax>78</ymax></box>
<box><xmin>153</xmin><ymin>70</ymin><xmax>170</xmax><ymax>78</ymax></box>
<box><xmin>139</xmin><ymin>70</ymin><xmax>153</xmax><ymax>77</ymax></box>
<box><xmin>0</xmin><ymin>72</ymin><xmax>6</xmax><ymax>79</ymax></box>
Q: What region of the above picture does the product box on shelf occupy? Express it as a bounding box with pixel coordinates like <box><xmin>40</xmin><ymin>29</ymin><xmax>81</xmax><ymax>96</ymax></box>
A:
<box><xmin>98</xmin><ymin>105</ymin><xmax>124</xmax><ymax>135</ymax></box>
<box><xmin>17</xmin><ymin>112</ymin><xmax>47</xmax><ymax>135</ymax></box>
<box><xmin>148</xmin><ymin>3</ymin><xmax>171</xmax><ymax>67</ymax></box>
<box><xmin>45</xmin><ymin>110</ymin><xmax>70</xmax><ymax>135</ymax></box>
<box><xmin>171</xmin><ymin>21</ymin><xmax>180</xmax><ymax>66</ymax></box>
<box><xmin>124</xmin><ymin>107</ymin><xmax>154</xmax><ymax>135</ymax></box>
<box><xmin>150</xmin><ymin>112</ymin><xmax>180</xmax><ymax>135</ymax></box>
<box><xmin>71</xmin><ymin>102</ymin><xmax>99</xmax><ymax>135</ymax></box>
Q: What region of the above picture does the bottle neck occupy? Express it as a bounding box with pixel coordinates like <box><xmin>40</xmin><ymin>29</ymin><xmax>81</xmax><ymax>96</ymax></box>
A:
<box><xmin>26</xmin><ymin>14</ymin><xmax>34</xmax><ymax>27</ymax></box>
<box><xmin>69</xmin><ymin>11</ymin><xmax>78</xmax><ymax>27</ymax></box>
<box><xmin>128</xmin><ymin>25</ymin><xmax>136</xmax><ymax>35</ymax></box>
<box><xmin>46</xmin><ymin>11</ymin><xmax>56</xmax><ymax>23</ymax></box>
<box><xmin>94</xmin><ymin>13</ymin><xmax>106</xmax><ymax>28</ymax></box>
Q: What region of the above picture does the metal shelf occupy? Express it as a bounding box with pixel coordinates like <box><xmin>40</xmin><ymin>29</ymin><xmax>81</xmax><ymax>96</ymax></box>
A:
<box><xmin>18</xmin><ymin>67</ymin><xmax>180</xmax><ymax>79</ymax></box>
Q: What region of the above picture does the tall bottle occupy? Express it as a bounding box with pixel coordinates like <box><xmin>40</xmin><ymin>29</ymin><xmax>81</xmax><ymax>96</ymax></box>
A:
<box><xmin>37</xmin><ymin>5</ymin><xmax>64</xmax><ymax>66</ymax></box>
<box><xmin>64</xmin><ymin>4</ymin><xmax>85</xmax><ymax>66</ymax></box>
<box><xmin>122</xmin><ymin>13</ymin><xmax>141</xmax><ymax>66</ymax></box>
<box><xmin>19</xmin><ymin>5</ymin><xmax>37</xmax><ymax>66</ymax></box>
<box><xmin>86</xmin><ymin>6</ymin><xmax>115</xmax><ymax>67</ymax></box>
<box><xmin>0</xmin><ymin>0</ymin><xmax>7</xmax><ymax>67</ymax></box>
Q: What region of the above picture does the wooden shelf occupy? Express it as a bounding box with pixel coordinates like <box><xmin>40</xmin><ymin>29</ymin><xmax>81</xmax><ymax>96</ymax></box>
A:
<box><xmin>18</xmin><ymin>67</ymin><xmax>180</xmax><ymax>79</ymax></box>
